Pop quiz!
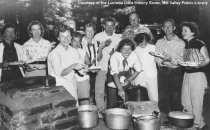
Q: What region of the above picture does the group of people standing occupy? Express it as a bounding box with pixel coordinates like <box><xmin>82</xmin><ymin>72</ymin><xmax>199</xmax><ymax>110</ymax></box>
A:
<box><xmin>0</xmin><ymin>12</ymin><xmax>209</xmax><ymax>130</ymax></box>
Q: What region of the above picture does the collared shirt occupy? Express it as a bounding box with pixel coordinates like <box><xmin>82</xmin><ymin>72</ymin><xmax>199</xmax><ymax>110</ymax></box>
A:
<box><xmin>155</xmin><ymin>35</ymin><xmax>185</xmax><ymax>68</ymax></box>
<box><xmin>48</xmin><ymin>44</ymin><xmax>83</xmax><ymax>102</ymax></box>
<box><xmin>48</xmin><ymin>44</ymin><xmax>83</xmax><ymax>78</ymax></box>
<box><xmin>94</xmin><ymin>31</ymin><xmax>121</xmax><ymax>71</ymax></box>
<box><xmin>23</xmin><ymin>38</ymin><xmax>51</xmax><ymax>70</ymax></box>
<box><xmin>108</xmin><ymin>51</ymin><xmax>142</xmax><ymax>88</ymax></box>
<box><xmin>81</xmin><ymin>37</ymin><xmax>98</xmax><ymax>63</ymax></box>
<box><xmin>135</xmin><ymin>44</ymin><xmax>157</xmax><ymax>78</ymax></box>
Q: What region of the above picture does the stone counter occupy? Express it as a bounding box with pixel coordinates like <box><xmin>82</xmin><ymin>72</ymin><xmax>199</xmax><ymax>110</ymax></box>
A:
<box><xmin>0</xmin><ymin>76</ymin><xmax>78</xmax><ymax>130</ymax></box>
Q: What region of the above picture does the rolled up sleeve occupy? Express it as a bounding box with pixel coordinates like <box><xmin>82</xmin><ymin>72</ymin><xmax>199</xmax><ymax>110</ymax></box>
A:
<box><xmin>110</xmin><ymin>53</ymin><xmax>119</xmax><ymax>75</ymax></box>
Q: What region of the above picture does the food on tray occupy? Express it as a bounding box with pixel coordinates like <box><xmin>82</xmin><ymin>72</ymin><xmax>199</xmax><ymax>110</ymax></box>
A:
<box><xmin>179</xmin><ymin>61</ymin><xmax>200</xmax><ymax>67</ymax></box>
<box><xmin>149</xmin><ymin>51</ymin><xmax>164</xmax><ymax>58</ymax></box>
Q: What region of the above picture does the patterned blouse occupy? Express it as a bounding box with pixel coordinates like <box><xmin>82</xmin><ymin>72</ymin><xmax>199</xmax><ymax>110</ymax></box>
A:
<box><xmin>155</xmin><ymin>35</ymin><xmax>185</xmax><ymax>68</ymax></box>
<box><xmin>22</xmin><ymin>38</ymin><xmax>51</xmax><ymax>62</ymax></box>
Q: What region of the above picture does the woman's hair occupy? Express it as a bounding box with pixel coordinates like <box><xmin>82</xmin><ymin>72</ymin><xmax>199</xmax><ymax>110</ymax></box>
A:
<box><xmin>116</xmin><ymin>39</ymin><xmax>135</xmax><ymax>52</ymax></box>
<box><xmin>134</xmin><ymin>33</ymin><xmax>151</xmax><ymax>45</ymax></box>
<box><xmin>1</xmin><ymin>23</ymin><xmax>16</xmax><ymax>35</ymax></box>
<box><xmin>85</xmin><ymin>23</ymin><xmax>96</xmax><ymax>32</ymax></box>
<box><xmin>180</xmin><ymin>21</ymin><xmax>199</xmax><ymax>38</ymax></box>
<box><xmin>54</xmin><ymin>24</ymin><xmax>73</xmax><ymax>38</ymax></box>
<box><xmin>27</xmin><ymin>21</ymin><xmax>44</xmax><ymax>37</ymax></box>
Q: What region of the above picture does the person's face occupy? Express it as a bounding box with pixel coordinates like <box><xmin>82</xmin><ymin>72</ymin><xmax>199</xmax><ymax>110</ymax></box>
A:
<box><xmin>4</xmin><ymin>27</ymin><xmax>16</xmax><ymax>42</ymax></box>
<box><xmin>30</xmin><ymin>24</ymin><xmax>42</xmax><ymax>38</ymax></box>
<box><xmin>129</xmin><ymin>14</ymin><xmax>139</xmax><ymax>27</ymax></box>
<box><xmin>182</xmin><ymin>26</ymin><xmax>194</xmax><ymax>40</ymax></box>
<box><xmin>58</xmin><ymin>30</ymin><xmax>72</xmax><ymax>47</ymax></box>
<box><xmin>162</xmin><ymin>21</ymin><xmax>175</xmax><ymax>35</ymax></box>
<box><xmin>71</xmin><ymin>37</ymin><xmax>81</xmax><ymax>49</ymax></box>
<box><xmin>85</xmin><ymin>26</ymin><xmax>94</xmax><ymax>39</ymax></box>
<box><xmin>120</xmin><ymin>45</ymin><xmax>132</xmax><ymax>59</ymax></box>
<box><xmin>139</xmin><ymin>40</ymin><xmax>148</xmax><ymax>48</ymax></box>
<box><xmin>105</xmin><ymin>21</ymin><xmax>115</xmax><ymax>35</ymax></box>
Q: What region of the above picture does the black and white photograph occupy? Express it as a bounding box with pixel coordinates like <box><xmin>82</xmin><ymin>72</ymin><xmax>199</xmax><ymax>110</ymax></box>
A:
<box><xmin>0</xmin><ymin>0</ymin><xmax>210</xmax><ymax>129</ymax></box>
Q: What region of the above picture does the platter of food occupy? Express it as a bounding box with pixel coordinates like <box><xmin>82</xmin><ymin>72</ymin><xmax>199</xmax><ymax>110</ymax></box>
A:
<box><xmin>149</xmin><ymin>51</ymin><xmax>165</xmax><ymax>58</ymax></box>
<box><xmin>178</xmin><ymin>61</ymin><xmax>200</xmax><ymax>67</ymax></box>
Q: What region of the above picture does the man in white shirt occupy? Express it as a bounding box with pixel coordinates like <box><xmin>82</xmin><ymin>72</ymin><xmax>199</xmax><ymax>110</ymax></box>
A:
<box><xmin>94</xmin><ymin>18</ymin><xmax>121</xmax><ymax>110</ymax></box>
<box><xmin>48</xmin><ymin>25</ymin><xmax>84</xmax><ymax>104</ymax></box>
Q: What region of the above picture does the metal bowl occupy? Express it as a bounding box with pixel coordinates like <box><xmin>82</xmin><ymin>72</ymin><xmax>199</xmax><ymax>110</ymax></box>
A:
<box><xmin>103</xmin><ymin>108</ymin><xmax>132</xmax><ymax>129</ymax></box>
<box><xmin>77</xmin><ymin>105</ymin><xmax>99</xmax><ymax>129</ymax></box>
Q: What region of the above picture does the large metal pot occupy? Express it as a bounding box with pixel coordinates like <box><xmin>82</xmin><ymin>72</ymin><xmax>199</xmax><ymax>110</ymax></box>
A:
<box><xmin>103</xmin><ymin>108</ymin><xmax>132</xmax><ymax>130</ymax></box>
<box><xmin>168</xmin><ymin>111</ymin><xmax>195</xmax><ymax>128</ymax></box>
<box><xmin>77</xmin><ymin>105</ymin><xmax>99</xmax><ymax>128</ymax></box>
<box><xmin>133</xmin><ymin>113</ymin><xmax>160</xmax><ymax>130</ymax></box>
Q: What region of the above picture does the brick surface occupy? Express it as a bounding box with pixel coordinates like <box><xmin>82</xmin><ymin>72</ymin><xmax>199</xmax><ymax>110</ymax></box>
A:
<box><xmin>54</xmin><ymin>100</ymin><xmax>76</xmax><ymax>109</ymax></box>
<box><xmin>55</xmin><ymin>116</ymin><xmax>78</xmax><ymax>130</ymax></box>
<box><xmin>0</xmin><ymin>76</ymin><xmax>78</xmax><ymax>130</ymax></box>
<box><xmin>67</xmin><ymin>108</ymin><xmax>78</xmax><ymax>117</ymax></box>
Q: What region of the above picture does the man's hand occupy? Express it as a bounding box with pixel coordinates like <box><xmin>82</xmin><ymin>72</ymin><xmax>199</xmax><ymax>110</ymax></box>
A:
<box><xmin>105</xmin><ymin>39</ymin><xmax>112</xmax><ymax>47</ymax></box>
<box><xmin>162</xmin><ymin>52</ymin><xmax>172</xmax><ymax>61</ymax></box>
<box><xmin>3</xmin><ymin>61</ymin><xmax>9</xmax><ymax>68</ymax></box>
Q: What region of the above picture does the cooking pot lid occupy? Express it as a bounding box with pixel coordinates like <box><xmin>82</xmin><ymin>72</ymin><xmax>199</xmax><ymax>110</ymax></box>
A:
<box><xmin>168</xmin><ymin>111</ymin><xmax>194</xmax><ymax>119</ymax></box>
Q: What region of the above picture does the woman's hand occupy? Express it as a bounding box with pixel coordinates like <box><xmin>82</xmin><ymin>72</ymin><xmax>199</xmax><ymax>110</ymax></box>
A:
<box><xmin>162</xmin><ymin>52</ymin><xmax>172</xmax><ymax>61</ymax></box>
<box><xmin>118</xmin><ymin>89</ymin><xmax>125</xmax><ymax>101</ymax></box>
<box><xmin>72</xmin><ymin>63</ymin><xmax>84</xmax><ymax>70</ymax></box>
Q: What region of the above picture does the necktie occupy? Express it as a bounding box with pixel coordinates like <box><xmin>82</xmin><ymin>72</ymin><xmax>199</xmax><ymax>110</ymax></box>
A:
<box><xmin>123</xmin><ymin>58</ymin><xmax>128</xmax><ymax>70</ymax></box>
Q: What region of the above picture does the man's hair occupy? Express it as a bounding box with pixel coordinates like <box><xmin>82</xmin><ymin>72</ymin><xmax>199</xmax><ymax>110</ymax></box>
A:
<box><xmin>129</xmin><ymin>12</ymin><xmax>139</xmax><ymax>19</ymax></box>
<box><xmin>104</xmin><ymin>17</ymin><xmax>115</xmax><ymax>25</ymax></box>
<box><xmin>163</xmin><ymin>18</ymin><xmax>176</xmax><ymax>27</ymax></box>
<box><xmin>85</xmin><ymin>23</ymin><xmax>96</xmax><ymax>32</ymax></box>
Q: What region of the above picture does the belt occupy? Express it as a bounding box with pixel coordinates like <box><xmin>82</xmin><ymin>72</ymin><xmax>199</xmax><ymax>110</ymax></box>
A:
<box><xmin>28</xmin><ymin>61</ymin><xmax>46</xmax><ymax>64</ymax></box>
<box><xmin>158</xmin><ymin>66</ymin><xmax>180</xmax><ymax>70</ymax></box>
